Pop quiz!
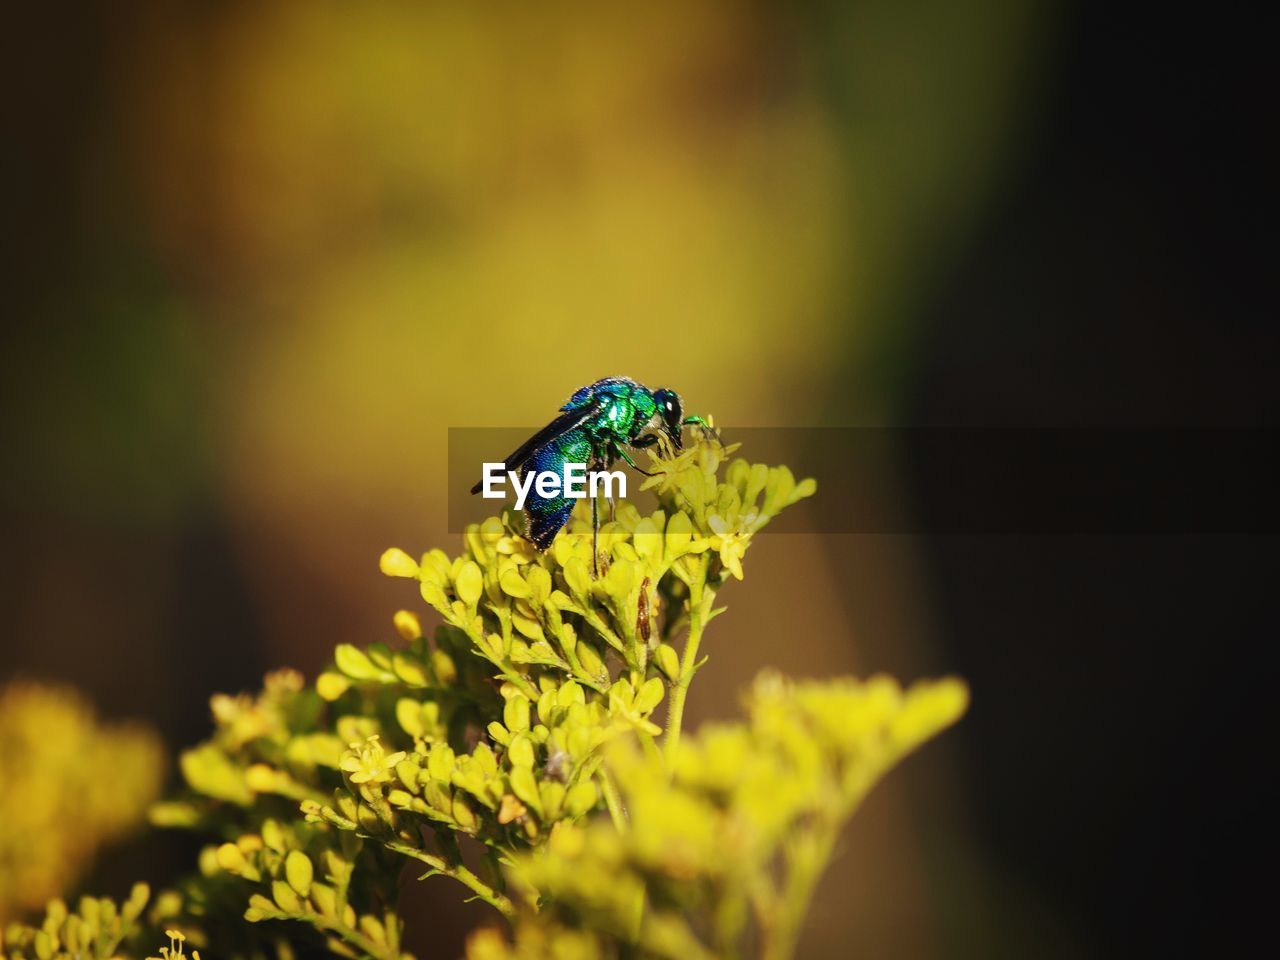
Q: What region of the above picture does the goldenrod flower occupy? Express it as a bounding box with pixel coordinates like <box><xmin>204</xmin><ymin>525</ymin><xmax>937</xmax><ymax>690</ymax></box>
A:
<box><xmin>339</xmin><ymin>735</ymin><xmax>407</xmax><ymax>785</ymax></box>
<box><xmin>705</xmin><ymin>511</ymin><xmax>758</xmax><ymax>580</ymax></box>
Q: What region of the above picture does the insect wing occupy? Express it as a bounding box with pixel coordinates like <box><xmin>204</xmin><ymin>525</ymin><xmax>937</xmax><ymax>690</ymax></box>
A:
<box><xmin>469</xmin><ymin>402</ymin><xmax>602</xmax><ymax>495</ymax></box>
<box><xmin>522</xmin><ymin>429</ymin><xmax>595</xmax><ymax>549</ymax></box>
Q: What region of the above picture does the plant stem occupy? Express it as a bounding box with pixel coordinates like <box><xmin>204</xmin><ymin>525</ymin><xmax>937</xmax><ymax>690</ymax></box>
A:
<box><xmin>384</xmin><ymin>840</ymin><xmax>515</xmax><ymax>919</ymax></box>
<box><xmin>599</xmin><ymin>761</ymin><xmax>643</xmax><ymax>939</ymax></box>
<box><xmin>464</xmin><ymin>624</ymin><xmax>540</xmax><ymax>700</ymax></box>
<box><xmin>600</xmin><ymin>768</ymin><xmax>627</xmax><ymax>831</ymax></box>
<box><xmin>561</xmin><ymin>640</ymin><xmax>608</xmax><ymax>693</ymax></box>
<box><xmin>761</xmin><ymin>814</ymin><xmax>839</xmax><ymax>960</ymax></box>
<box><xmin>309</xmin><ymin>914</ymin><xmax>395</xmax><ymax>960</ymax></box>
<box><xmin>581</xmin><ymin>609</ymin><xmax>629</xmax><ymax>663</ymax></box>
<box><xmin>663</xmin><ymin>562</ymin><xmax>710</xmax><ymax>766</ymax></box>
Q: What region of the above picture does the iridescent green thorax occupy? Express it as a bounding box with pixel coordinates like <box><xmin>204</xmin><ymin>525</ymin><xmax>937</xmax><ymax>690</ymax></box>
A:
<box><xmin>562</xmin><ymin>377</ymin><xmax>660</xmax><ymax>447</ymax></box>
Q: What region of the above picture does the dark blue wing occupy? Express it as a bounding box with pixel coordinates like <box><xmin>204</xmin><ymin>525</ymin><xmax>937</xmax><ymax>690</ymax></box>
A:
<box><xmin>469</xmin><ymin>401</ymin><xmax>602</xmax><ymax>495</ymax></box>
<box><xmin>525</xmin><ymin>497</ymin><xmax>576</xmax><ymax>550</ymax></box>
<box><xmin>522</xmin><ymin>428</ymin><xmax>597</xmax><ymax>550</ymax></box>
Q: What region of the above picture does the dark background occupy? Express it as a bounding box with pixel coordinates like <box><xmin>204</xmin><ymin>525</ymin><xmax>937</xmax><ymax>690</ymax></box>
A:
<box><xmin>4</xmin><ymin>2</ymin><xmax>1273</xmax><ymax>957</ymax></box>
<box><xmin>901</xmin><ymin>3</ymin><xmax>1272</xmax><ymax>955</ymax></box>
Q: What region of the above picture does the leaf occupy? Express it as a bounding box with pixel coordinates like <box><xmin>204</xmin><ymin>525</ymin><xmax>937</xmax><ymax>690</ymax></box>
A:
<box><xmin>500</xmin><ymin>568</ymin><xmax>531</xmax><ymax>598</ymax></box>
<box><xmin>557</xmin><ymin>680</ymin><xmax>585</xmax><ymax>708</ymax></box>
<box><xmin>316</xmin><ymin>671</ymin><xmax>351</xmax><ymax>701</ymax></box>
<box><xmin>655</xmin><ymin>644</ymin><xmax>680</xmax><ymax>681</ymax></box>
<box><xmin>563</xmin><ymin>558</ymin><xmax>591</xmax><ymax>600</ymax></box>
<box><xmin>455</xmin><ymin>560</ymin><xmax>484</xmax><ymax>607</ymax></box>
<box><xmin>504</xmin><ymin>696</ymin><xmax>531</xmax><ymax>733</ymax></box>
<box><xmin>379</xmin><ymin>548</ymin><xmax>420</xmax><ymax>578</ymax></box>
<box><xmin>285</xmin><ymin>850</ymin><xmax>314</xmax><ymax>898</ymax></box>
<box><xmin>271</xmin><ymin>879</ymin><xmax>302</xmax><ymax>914</ymax></box>
<box><xmin>180</xmin><ymin>744</ymin><xmax>252</xmax><ymax>805</ymax></box>
<box><xmin>565</xmin><ymin>780</ymin><xmax>599</xmax><ymax>817</ymax></box>
<box><xmin>392</xmin><ymin>653</ymin><xmax>429</xmax><ymax>687</ymax></box>
<box><xmin>396</xmin><ymin>698</ymin><xmax>425</xmax><ymax>738</ymax></box>
<box><xmin>334</xmin><ymin>644</ymin><xmax>380</xmax><ymax>681</ymax></box>
<box><xmin>634</xmin><ymin>677</ymin><xmax>666</xmax><ymax>715</ymax></box>
<box><xmin>509</xmin><ymin>766</ymin><xmax>542</xmax><ymax>816</ymax></box>
<box><xmin>507</xmin><ymin>735</ymin><xmax>535</xmax><ymax>768</ymax></box>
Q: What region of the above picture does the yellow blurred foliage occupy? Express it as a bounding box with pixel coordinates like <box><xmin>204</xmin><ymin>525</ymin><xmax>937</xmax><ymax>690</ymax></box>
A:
<box><xmin>111</xmin><ymin>1</ymin><xmax>1043</xmax><ymax>619</ymax></box>
<box><xmin>0</xmin><ymin>682</ymin><xmax>165</xmax><ymax>923</ymax></box>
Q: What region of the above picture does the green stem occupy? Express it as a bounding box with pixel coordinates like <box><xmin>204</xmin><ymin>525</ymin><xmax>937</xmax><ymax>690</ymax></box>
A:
<box><xmin>581</xmin><ymin>609</ymin><xmax>629</xmax><ymax>664</ymax></box>
<box><xmin>499</xmin><ymin>662</ymin><xmax>539</xmax><ymax>701</ymax></box>
<box><xmin>464</xmin><ymin>624</ymin><xmax>540</xmax><ymax>700</ymax></box>
<box><xmin>560</xmin><ymin>637</ymin><xmax>608</xmax><ymax>692</ymax></box>
<box><xmin>600</xmin><ymin>768</ymin><xmax>627</xmax><ymax>831</ymax></box>
<box><xmin>761</xmin><ymin>811</ymin><xmax>840</xmax><ymax>960</ymax></box>
<box><xmin>599</xmin><ymin>766</ymin><xmax>645</xmax><ymax>943</ymax></box>
<box><xmin>663</xmin><ymin>561</ymin><xmax>711</xmax><ymax>766</ymax></box>
<box><xmin>384</xmin><ymin>840</ymin><xmax>515</xmax><ymax>919</ymax></box>
<box><xmin>308</xmin><ymin>914</ymin><xmax>396</xmax><ymax>960</ymax></box>
<box><xmin>638</xmin><ymin>730</ymin><xmax>664</xmax><ymax>766</ymax></box>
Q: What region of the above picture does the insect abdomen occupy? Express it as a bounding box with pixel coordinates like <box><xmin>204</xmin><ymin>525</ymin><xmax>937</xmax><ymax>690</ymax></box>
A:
<box><xmin>522</xmin><ymin>428</ymin><xmax>593</xmax><ymax>550</ymax></box>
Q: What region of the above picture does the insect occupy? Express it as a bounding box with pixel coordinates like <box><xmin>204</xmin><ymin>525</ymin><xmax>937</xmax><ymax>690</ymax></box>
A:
<box><xmin>470</xmin><ymin>377</ymin><xmax>711</xmax><ymax>572</ymax></box>
<box><xmin>637</xmin><ymin>576</ymin><xmax>651</xmax><ymax>643</ymax></box>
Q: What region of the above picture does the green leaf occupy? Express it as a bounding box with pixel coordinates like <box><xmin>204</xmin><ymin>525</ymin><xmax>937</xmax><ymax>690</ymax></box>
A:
<box><xmin>509</xmin><ymin>766</ymin><xmax>542</xmax><ymax>815</ymax></box>
<box><xmin>499</xmin><ymin>568</ymin><xmax>530</xmax><ymax>598</ymax></box>
<box><xmin>526</xmin><ymin>566</ymin><xmax>553</xmax><ymax>607</ymax></box>
<box><xmin>455</xmin><ymin>560</ymin><xmax>484</xmax><ymax>607</ymax></box>
<box><xmin>180</xmin><ymin>743</ymin><xmax>253</xmax><ymax>805</ymax></box>
<box><xmin>634</xmin><ymin>677</ymin><xmax>665</xmax><ymax>714</ymax></box>
<box><xmin>565</xmin><ymin>780</ymin><xmax>599</xmax><ymax>817</ymax></box>
<box><xmin>392</xmin><ymin>653</ymin><xmax>429</xmax><ymax>686</ymax></box>
<box><xmin>261</xmin><ymin>819</ymin><xmax>286</xmax><ymax>853</ymax></box>
<box><xmin>396</xmin><ymin>698</ymin><xmax>425</xmax><ymax>738</ymax></box>
<box><xmin>428</xmin><ymin>743</ymin><xmax>455</xmax><ymax>782</ymax></box>
<box><xmin>507</xmin><ymin>735</ymin><xmax>535</xmax><ymax>768</ymax></box>
<box><xmin>379</xmin><ymin>548</ymin><xmax>420</xmax><ymax>578</ymax></box>
<box><xmin>655</xmin><ymin>643</ymin><xmax>680</xmax><ymax>680</ymax></box>
<box><xmin>564</xmin><ymin>558</ymin><xmax>591</xmax><ymax>600</ymax></box>
<box><xmin>334</xmin><ymin>644</ymin><xmax>380</xmax><ymax>681</ymax></box>
<box><xmin>504</xmin><ymin>695</ymin><xmax>531</xmax><ymax>733</ymax></box>
<box><xmin>309</xmin><ymin>883</ymin><xmax>337</xmax><ymax>919</ymax></box>
<box><xmin>557</xmin><ymin>680</ymin><xmax>585</xmax><ymax>708</ymax></box>
<box><xmin>272</xmin><ymin>879</ymin><xmax>302</xmax><ymax>914</ymax></box>
<box><xmin>316</xmin><ymin>671</ymin><xmax>351</xmax><ymax>701</ymax></box>
<box><xmin>285</xmin><ymin>850</ymin><xmax>314</xmax><ymax>897</ymax></box>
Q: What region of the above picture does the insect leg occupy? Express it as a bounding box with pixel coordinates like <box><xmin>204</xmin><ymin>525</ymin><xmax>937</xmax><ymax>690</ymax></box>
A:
<box><xmin>591</xmin><ymin>486</ymin><xmax>599</xmax><ymax>579</ymax></box>
<box><xmin>682</xmin><ymin>414</ymin><xmax>720</xmax><ymax>442</ymax></box>
<box><xmin>617</xmin><ymin>441</ymin><xmax>658</xmax><ymax>476</ymax></box>
<box><xmin>589</xmin><ymin>445</ymin><xmax>609</xmax><ymax>579</ymax></box>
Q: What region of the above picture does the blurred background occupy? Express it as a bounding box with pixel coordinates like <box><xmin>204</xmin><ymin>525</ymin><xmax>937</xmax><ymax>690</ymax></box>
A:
<box><xmin>3</xmin><ymin>1</ymin><xmax>1271</xmax><ymax>957</ymax></box>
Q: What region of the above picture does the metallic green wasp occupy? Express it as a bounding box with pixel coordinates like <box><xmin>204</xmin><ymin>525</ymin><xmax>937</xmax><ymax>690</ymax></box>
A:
<box><xmin>470</xmin><ymin>377</ymin><xmax>711</xmax><ymax>571</ymax></box>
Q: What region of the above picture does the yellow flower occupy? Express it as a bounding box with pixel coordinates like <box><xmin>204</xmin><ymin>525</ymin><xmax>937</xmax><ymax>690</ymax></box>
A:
<box><xmin>706</xmin><ymin>511</ymin><xmax>757</xmax><ymax>580</ymax></box>
<box><xmin>148</xmin><ymin>927</ymin><xmax>201</xmax><ymax>960</ymax></box>
<box><xmin>339</xmin><ymin>735</ymin><xmax>406</xmax><ymax>784</ymax></box>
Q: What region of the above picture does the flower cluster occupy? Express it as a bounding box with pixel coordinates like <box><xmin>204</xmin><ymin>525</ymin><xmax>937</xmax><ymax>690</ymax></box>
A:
<box><xmin>0</xmin><ymin>682</ymin><xmax>164</xmax><ymax>923</ymax></box>
<box><xmin>2</xmin><ymin>434</ymin><xmax>967</xmax><ymax>960</ymax></box>
<box><xmin>147</xmin><ymin>928</ymin><xmax>202</xmax><ymax>960</ymax></box>
<box><xmin>148</xmin><ymin>669</ymin><xmax>404</xmax><ymax>959</ymax></box>
<box><xmin>468</xmin><ymin>672</ymin><xmax>968</xmax><ymax>960</ymax></box>
<box><xmin>0</xmin><ymin>885</ymin><xmax>203</xmax><ymax>960</ymax></box>
<box><xmin>0</xmin><ymin>884</ymin><xmax>155</xmax><ymax>960</ymax></box>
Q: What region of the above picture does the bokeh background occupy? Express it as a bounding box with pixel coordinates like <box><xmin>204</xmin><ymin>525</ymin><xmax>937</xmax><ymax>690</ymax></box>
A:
<box><xmin>3</xmin><ymin>2</ymin><xmax>1271</xmax><ymax>957</ymax></box>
